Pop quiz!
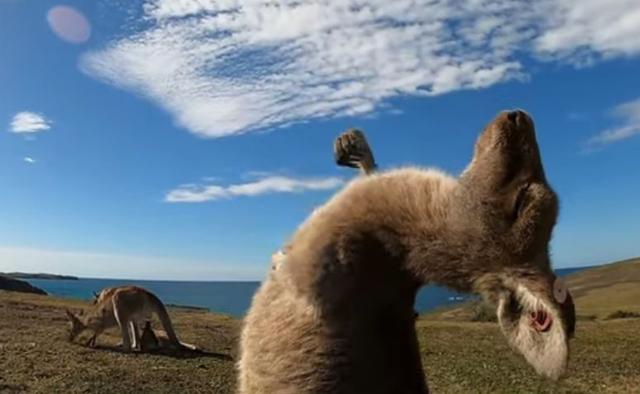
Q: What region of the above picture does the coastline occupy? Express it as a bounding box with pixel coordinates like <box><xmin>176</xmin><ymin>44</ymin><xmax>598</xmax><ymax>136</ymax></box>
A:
<box><xmin>13</xmin><ymin>264</ymin><xmax>600</xmax><ymax>318</ymax></box>
<box><xmin>2</xmin><ymin>272</ymin><xmax>79</xmax><ymax>280</ymax></box>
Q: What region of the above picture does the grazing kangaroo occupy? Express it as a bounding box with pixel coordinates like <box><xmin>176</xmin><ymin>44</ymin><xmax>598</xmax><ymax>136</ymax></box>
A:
<box><xmin>66</xmin><ymin>286</ymin><xmax>183</xmax><ymax>352</ymax></box>
<box><xmin>91</xmin><ymin>287</ymin><xmax>160</xmax><ymax>348</ymax></box>
<box><xmin>240</xmin><ymin>110</ymin><xmax>576</xmax><ymax>393</ymax></box>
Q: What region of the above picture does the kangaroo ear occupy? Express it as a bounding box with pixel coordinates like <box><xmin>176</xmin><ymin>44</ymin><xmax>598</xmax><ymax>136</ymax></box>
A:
<box><xmin>93</xmin><ymin>290</ymin><xmax>100</xmax><ymax>298</ymax></box>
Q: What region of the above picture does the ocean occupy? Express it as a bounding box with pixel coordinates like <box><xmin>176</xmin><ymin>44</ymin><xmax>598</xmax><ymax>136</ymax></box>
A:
<box><xmin>26</xmin><ymin>267</ymin><xmax>588</xmax><ymax>318</ymax></box>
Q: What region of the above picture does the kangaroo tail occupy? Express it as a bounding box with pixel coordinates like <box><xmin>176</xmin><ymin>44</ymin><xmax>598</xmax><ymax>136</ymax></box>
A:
<box><xmin>178</xmin><ymin>341</ymin><xmax>199</xmax><ymax>351</ymax></box>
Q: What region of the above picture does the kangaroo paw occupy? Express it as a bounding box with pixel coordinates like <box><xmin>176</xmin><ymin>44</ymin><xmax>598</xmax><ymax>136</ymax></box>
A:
<box><xmin>333</xmin><ymin>128</ymin><xmax>376</xmax><ymax>174</ymax></box>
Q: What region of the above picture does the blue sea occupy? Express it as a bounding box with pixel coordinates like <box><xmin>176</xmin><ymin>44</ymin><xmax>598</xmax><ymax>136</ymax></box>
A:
<box><xmin>26</xmin><ymin>267</ymin><xmax>588</xmax><ymax>318</ymax></box>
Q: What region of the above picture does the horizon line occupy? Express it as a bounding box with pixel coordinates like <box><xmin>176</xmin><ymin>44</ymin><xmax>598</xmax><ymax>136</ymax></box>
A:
<box><xmin>9</xmin><ymin>258</ymin><xmax>637</xmax><ymax>282</ymax></box>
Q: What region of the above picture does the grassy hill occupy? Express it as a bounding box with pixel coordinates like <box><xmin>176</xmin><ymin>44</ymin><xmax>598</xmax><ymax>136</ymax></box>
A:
<box><xmin>1</xmin><ymin>257</ymin><xmax>639</xmax><ymax>393</ymax></box>
<box><xmin>565</xmin><ymin>257</ymin><xmax>640</xmax><ymax>319</ymax></box>
<box><xmin>426</xmin><ymin>257</ymin><xmax>640</xmax><ymax>322</ymax></box>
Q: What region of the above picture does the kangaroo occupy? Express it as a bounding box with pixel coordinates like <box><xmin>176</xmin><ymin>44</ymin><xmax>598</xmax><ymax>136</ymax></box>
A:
<box><xmin>91</xmin><ymin>287</ymin><xmax>161</xmax><ymax>349</ymax></box>
<box><xmin>139</xmin><ymin>320</ymin><xmax>160</xmax><ymax>351</ymax></box>
<box><xmin>66</xmin><ymin>286</ymin><xmax>183</xmax><ymax>352</ymax></box>
<box><xmin>240</xmin><ymin>110</ymin><xmax>576</xmax><ymax>393</ymax></box>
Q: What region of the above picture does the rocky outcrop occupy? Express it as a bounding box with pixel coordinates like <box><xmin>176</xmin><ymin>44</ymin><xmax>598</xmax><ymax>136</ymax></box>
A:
<box><xmin>0</xmin><ymin>275</ymin><xmax>47</xmax><ymax>295</ymax></box>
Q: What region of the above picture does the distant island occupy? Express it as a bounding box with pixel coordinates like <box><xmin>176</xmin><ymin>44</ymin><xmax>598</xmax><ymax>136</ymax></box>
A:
<box><xmin>2</xmin><ymin>272</ymin><xmax>79</xmax><ymax>280</ymax></box>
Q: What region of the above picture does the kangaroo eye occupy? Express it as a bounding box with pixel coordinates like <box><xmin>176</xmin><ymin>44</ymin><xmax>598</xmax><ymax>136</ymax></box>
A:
<box><xmin>553</xmin><ymin>278</ymin><xmax>568</xmax><ymax>304</ymax></box>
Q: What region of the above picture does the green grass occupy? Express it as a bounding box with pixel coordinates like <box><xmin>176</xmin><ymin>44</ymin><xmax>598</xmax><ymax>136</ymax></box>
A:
<box><xmin>417</xmin><ymin>319</ymin><xmax>640</xmax><ymax>393</ymax></box>
<box><xmin>567</xmin><ymin>258</ymin><xmax>640</xmax><ymax>319</ymax></box>
<box><xmin>1</xmin><ymin>258</ymin><xmax>639</xmax><ymax>393</ymax></box>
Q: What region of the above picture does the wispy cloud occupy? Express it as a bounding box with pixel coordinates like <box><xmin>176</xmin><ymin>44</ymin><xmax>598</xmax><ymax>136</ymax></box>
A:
<box><xmin>23</xmin><ymin>157</ymin><xmax>36</xmax><ymax>164</ymax></box>
<box><xmin>81</xmin><ymin>0</ymin><xmax>640</xmax><ymax>138</ymax></box>
<box><xmin>9</xmin><ymin>111</ymin><xmax>52</xmax><ymax>133</ymax></box>
<box><xmin>0</xmin><ymin>246</ymin><xmax>264</xmax><ymax>281</ymax></box>
<box><xmin>534</xmin><ymin>0</ymin><xmax>640</xmax><ymax>65</ymax></box>
<box><xmin>166</xmin><ymin>175</ymin><xmax>344</xmax><ymax>203</ymax></box>
<box><xmin>587</xmin><ymin>97</ymin><xmax>640</xmax><ymax>148</ymax></box>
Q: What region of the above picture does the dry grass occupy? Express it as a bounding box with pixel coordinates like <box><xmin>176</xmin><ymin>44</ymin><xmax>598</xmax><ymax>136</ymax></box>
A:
<box><xmin>419</xmin><ymin>258</ymin><xmax>640</xmax><ymax>392</ymax></box>
<box><xmin>417</xmin><ymin>319</ymin><xmax>640</xmax><ymax>393</ymax></box>
<box><xmin>2</xmin><ymin>258</ymin><xmax>639</xmax><ymax>393</ymax></box>
<box><xmin>0</xmin><ymin>291</ymin><xmax>238</xmax><ymax>393</ymax></box>
<box><xmin>2</xmin><ymin>290</ymin><xmax>639</xmax><ymax>393</ymax></box>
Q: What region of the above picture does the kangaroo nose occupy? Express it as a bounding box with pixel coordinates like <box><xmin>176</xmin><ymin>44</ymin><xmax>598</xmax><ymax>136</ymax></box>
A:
<box><xmin>507</xmin><ymin>110</ymin><xmax>521</xmax><ymax>123</ymax></box>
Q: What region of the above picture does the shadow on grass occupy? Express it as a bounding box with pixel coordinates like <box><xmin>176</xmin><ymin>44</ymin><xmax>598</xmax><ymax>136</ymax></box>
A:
<box><xmin>605</xmin><ymin>310</ymin><xmax>640</xmax><ymax>320</ymax></box>
<box><xmin>0</xmin><ymin>383</ymin><xmax>28</xmax><ymax>392</ymax></box>
<box><xmin>72</xmin><ymin>342</ymin><xmax>233</xmax><ymax>361</ymax></box>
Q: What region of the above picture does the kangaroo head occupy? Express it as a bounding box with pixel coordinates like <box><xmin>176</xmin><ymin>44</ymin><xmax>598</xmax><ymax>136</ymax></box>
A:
<box><xmin>460</xmin><ymin>110</ymin><xmax>575</xmax><ymax>380</ymax></box>
<box><xmin>65</xmin><ymin>309</ymin><xmax>86</xmax><ymax>342</ymax></box>
<box><xmin>462</xmin><ymin>110</ymin><xmax>558</xmax><ymax>255</ymax></box>
<box><xmin>474</xmin><ymin>268</ymin><xmax>575</xmax><ymax>380</ymax></box>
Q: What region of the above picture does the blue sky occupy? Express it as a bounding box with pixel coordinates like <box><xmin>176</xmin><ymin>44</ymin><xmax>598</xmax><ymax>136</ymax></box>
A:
<box><xmin>1</xmin><ymin>0</ymin><xmax>639</xmax><ymax>280</ymax></box>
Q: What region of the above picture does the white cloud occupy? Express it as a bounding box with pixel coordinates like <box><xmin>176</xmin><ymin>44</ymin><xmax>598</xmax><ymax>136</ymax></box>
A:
<box><xmin>23</xmin><ymin>157</ymin><xmax>36</xmax><ymax>164</ymax></box>
<box><xmin>9</xmin><ymin>111</ymin><xmax>52</xmax><ymax>133</ymax></box>
<box><xmin>81</xmin><ymin>0</ymin><xmax>640</xmax><ymax>138</ymax></box>
<box><xmin>534</xmin><ymin>0</ymin><xmax>640</xmax><ymax>64</ymax></box>
<box><xmin>0</xmin><ymin>246</ymin><xmax>264</xmax><ymax>281</ymax></box>
<box><xmin>166</xmin><ymin>175</ymin><xmax>344</xmax><ymax>203</ymax></box>
<box><xmin>587</xmin><ymin>97</ymin><xmax>640</xmax><ymax>147</ymax></box>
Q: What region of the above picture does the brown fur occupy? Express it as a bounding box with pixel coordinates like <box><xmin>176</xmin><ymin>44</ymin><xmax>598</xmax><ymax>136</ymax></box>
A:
<box><xmin>334</xmin><ymin>128</ymin><xmax>377</xmax><ymax>174</ymax></box>
<box><xmin>240</xmin><ymin>110</ymin><xmax>575</xmax><ymax>393</ymax></box>
<box><xmin>270</xmin><ymin>127</ymin><xmax>378</xmax><ymax>273</ymax></box>
<box><xmin>66</xmin><ymin>286</ymin><xmax>181</xmax><ymax>352</ymax></box>
<box><xmin>334</xmin><ymin>127</ymin><xmax>419</xmax><ymax>322</ymax></box>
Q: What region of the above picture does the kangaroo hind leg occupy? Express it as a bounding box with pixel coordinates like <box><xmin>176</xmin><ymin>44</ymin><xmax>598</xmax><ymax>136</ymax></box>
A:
<box><xmin>113</xmin><ymin>305</ymin><xmax>132</xmax><ymax>352</ymax></box>
<box><xmin>129</xmin><ymin>321</ymin><xmax>141</xmax><ymax>351</ymax></box>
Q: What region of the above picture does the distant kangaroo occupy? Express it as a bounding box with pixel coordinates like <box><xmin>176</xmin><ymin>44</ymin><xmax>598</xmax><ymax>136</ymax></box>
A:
<box><xmin>91</xmin><ymin>287</ymin><xmax>159</xmax><ymax>349</ymax></box>
<box><xmin>66</xmin><ymin>286</ymin><xmax>192</xmax><ymax>352</ymax></box>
